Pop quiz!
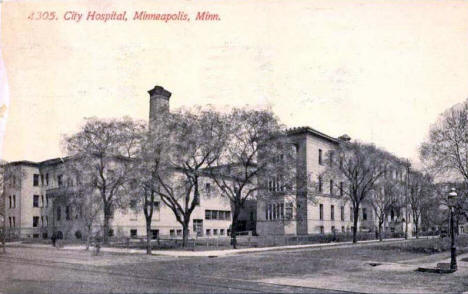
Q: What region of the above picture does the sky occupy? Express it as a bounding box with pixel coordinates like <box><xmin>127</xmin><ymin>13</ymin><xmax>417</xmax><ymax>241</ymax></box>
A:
<box><xmin>1</xmin><ymin>0</ymin><xmax>468</xmax><ymax>167</ymax></box>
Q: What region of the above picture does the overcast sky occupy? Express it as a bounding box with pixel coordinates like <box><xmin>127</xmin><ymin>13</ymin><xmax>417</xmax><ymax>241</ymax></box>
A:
<box><xmin>1</xmin><ymin>0</ymin><xmax>468</xmax><ymax>167</ymax></box>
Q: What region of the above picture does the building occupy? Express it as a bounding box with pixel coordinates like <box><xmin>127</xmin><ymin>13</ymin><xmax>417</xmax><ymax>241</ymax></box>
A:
<box><xmin>256</xmin><ymin>127</ymin><xmax>416</xmax><ymax>237</ymax></box>
<box><xmin>3</xmin><ymin>85</ymin><xmax>416</xmax><ymax>240</ymax></box>
<box><xmin>3</xmin><ymin>86</ymin><xmax>234</xmax><ymax>240</ymax></box>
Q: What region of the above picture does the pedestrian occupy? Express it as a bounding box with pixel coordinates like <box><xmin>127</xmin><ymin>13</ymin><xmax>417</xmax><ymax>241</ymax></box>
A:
<box><xmin>51</xmin><ymin>232</ymin><xmax>57</xmax><ymax>247</ymax></box>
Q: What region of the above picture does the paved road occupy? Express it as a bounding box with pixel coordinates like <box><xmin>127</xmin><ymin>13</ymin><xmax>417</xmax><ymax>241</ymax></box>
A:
<box><xmin>0</xmin><ymin>247</ymin><xmax>350</xmax><ymax>293</ymax></box>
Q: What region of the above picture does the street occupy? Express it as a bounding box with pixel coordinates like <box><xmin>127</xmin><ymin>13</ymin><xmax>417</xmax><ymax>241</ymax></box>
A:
<box><xmin>1</xmin><ymin>241</ymin><xmax>468</xmax><ymax>293</ymax></box>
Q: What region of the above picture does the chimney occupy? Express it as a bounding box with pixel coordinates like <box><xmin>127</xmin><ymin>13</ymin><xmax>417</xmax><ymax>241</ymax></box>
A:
<box><xmin>338</xmin><ymin>134</ymin><xmax>351</xmax><ymax>142</ymax></box>
<box><xmin>148</xmin><ymin>85</ymin><xmax>171</xmax><ymax>124</ymax></box>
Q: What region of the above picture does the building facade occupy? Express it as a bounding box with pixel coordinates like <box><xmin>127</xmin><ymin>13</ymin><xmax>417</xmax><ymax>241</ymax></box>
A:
<box><xmin>3</xmin><ymin>86</ymin><xmax>235</xmax><ymax>240</ymax></box>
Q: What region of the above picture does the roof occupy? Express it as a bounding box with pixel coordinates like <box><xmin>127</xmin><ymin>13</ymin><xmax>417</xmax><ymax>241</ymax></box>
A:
<box><xmin>286</xmin><ymin>126</ymin><xmax>340</xmax><ymax>144</ymax></box>
<box><xmin>8</xmin><ymin>156</ymin><xmax>71</xmax><ymax>168</ymax></box>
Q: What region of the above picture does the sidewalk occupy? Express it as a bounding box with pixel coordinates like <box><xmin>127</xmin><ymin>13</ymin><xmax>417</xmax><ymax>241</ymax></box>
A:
<box><xmin>8</xmin><ymin>236</ymin><xmax>437</xmax><ymax>257</ymax></box>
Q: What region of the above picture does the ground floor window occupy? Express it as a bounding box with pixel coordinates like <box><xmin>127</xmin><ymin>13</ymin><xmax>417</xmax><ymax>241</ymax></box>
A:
<box><xmin>206</xmin><ymin>229</ymin><xmax>211</xmax><ymax>236</ymax></box>
<box><xmin>33</xmin><ymin>216</ymin><xmax>39</xmax><ymax>227</ymax></box>
<box><xmin>341</xmin><ymin>226</ymin><xmax>345</xmax><ymax>233</ymax></box>
<box><xmin>130</xmin><ymin>229</ymin><xmax>137</xmax><ymax>238</ymax></box>
<box><xmin>151</xmin><ymin>229</ymin><xmax>159</xmax><ymax>239</ymax></box>
<box><xmin>170</xmin><ymin>229</ymin><xmax>175</xmax><ymax>237</ymax></box>
<box><xmin>220</xmin><ymin>229</ymin><xmax>225</xmax><ymax>235</ymax></box>
<box><xmin>213</xmin><ymin>229</ymin><xmax>218</xmax><ymax>236</ymax></box>
<box><xmin>176</xmin><ymin>229</ymin><xmax>182</xmax><ymax>236</ymax></box>
<box><xmin>320</xmin><ymin>226</ymin><xmax>324</xmax><ymax>234</ymax></box>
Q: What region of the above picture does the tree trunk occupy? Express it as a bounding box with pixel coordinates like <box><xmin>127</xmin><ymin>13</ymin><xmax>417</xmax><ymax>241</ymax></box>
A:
<box><xmin>182</xmin><ymin>222</ymin><xmax>189</xmax><ymax>248</ymax></box>
<box><xmin>352</xmin><ymin>205</ymin><xmax>359</xmax><ymax>243</ymax></box>
<box><xmin>404</xmin><ymin>208</ymin><xmax>408</xmax><ymax>240</ymax></box>
<box><xmin>378</xmin><ymin>220</ymin><xmax>383</xmax><ymax>242</ymax></box>
<box><xmin>231</xmin><ymin>206</ymin><xmax>240</xmax><ymax>249</ymax></box>
<box><xmin>103</xmin><ymin>213</ymin><xmax>110</xmax><ymax>244</ymax></box>
<box><xmin>146</xmin><ymin>219</ymin><xmax>152</xmax><ymax>255</ymax></box>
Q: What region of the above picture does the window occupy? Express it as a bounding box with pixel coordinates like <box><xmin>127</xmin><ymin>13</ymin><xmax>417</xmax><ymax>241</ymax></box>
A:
<box><xmin>8</xmin><ymin>196</ymin><xmax>11</xmax><ymax>208</ymax></box>
<box><xmin>33</xmin><ymin>195</ymin><xmax>39</xmax><ymax>207</ymax></box>
<box><xmin>330</xmin><ymin>180</ymin><xmax>334</xmax><ymax>195</ymax></box>
<box><xmin>33</xmin><ymin>174</ymin><xmax>39</xmax><ymax>186</ymax></box>
<box><xmin>319</xmin><ymin>204</ymin><xmax>323</xmax><ymax>220</ymax></box>
<box><xmin>130</xmin><ymin>199</ymin><xmax>137</xmax><ymax>209</ymax></box>
<box><xmin>66</xmin><ymin>206</ymin><xmax>71</xmax><ymax>220</ymax></box>
<box><xmin>46</xmin><ymin>195</ymin><xmax>49</xmax><ymax>207</ymax></box>
<box><xmin>213</xmin><ymin>229</ymin><xmax>218</xmax><ymax>236</ymax></box>
<box><xmin>225</xmin><ymin>211</ymin><xmax>230</xmax><ymax>220</ymax></box>
<box><xmin>318</xmin><ymin>176</ymin><xmax>323</xmax><ymax>193</ymax></box>
<box><xmin>341</xmin><ymin>206</ymin><xmax>345</xmax><ymax>221</ymax></box>
<box><xmin>331</xmin><ymin>226</ymin><xmax>335</xmax><ymax>233</ymax></box>
<box><xmin>220</xmin><ymin>229</ymin><xmax>225</xmax><ymax>235</ymax></box>
<box><xmin>205</xmin><ymin>210</ymin><xmax>211</xmax><ymax>220</ymax></box>
<box><xmin>362</xmin><ymin>208</ymin><xmax>368</xmax><ymax>220</ymax></box>
<box><xmin>57</xmin><ymin>206</ymin><xmax>61</xmax><ymax>221</ymax></box>
<box><xmin>339</xmin><ymin>182</ymin><xmax>344</xmax><ymax>196</ymax></box>
<box><xmin>41</xmin><ymin>195</ymin><xmax>44</xmax><ymax>208</ymax></box>
<box><xmin>211</xmin><ymin>210</ymin><xmax>218</xmax><ymax>220</ymax></box>
<box><xmin>130</xmin><ymin>229</ymin><xmax>137</xmax><ymax>237</ymax></box>
<box><xmin>151</xmin><ymin>230</ymin><xmax>159</xmax><ymax>239</ymax></box>
<box><xmin>279</xmin><ymin>203</ymin><xmax>284</xmax><ymax>219</ymax></box>
<box><xmin>329</xmin><ymin>151</ymin><xmax>334</xmax><ymax>166</ymax></box>
<box><xmin>13</xmin><ymin>195</ymin><xmax>16</xmax><ymax>208</ymax></box>
<box><xmin>8</xmin><ymin>217</ymin><xmax>11</xmax><ymax>227</ymax></box>
<box><xmin>206</xmin><ymin>229</ymin><xmax>211</xmax><ymax>236</ymax></box>
<box><xmin>108</xmin><ymin>229</ymin><xmax>114</xmax><ymax>237</ymax></box>
<box><xmin>318</xmin><ymin>149</ymin><xmax>323</xmax><ymax>165</ymax></box>
<box><xmin>320</xmin><ymin>226</ymin><xmax>324</xmax><ymax>234</ymax></box>
<box><xmin>33</xmin><ymin>216</ymin><xmax>39</xmax><ymax>227</ymax></box>
<box><xmin>41</xmin><ymin>216</ymin><xmax>44</xmax><ymax>227</ymax></box>
<box><xmin>57</xmin><ymin>175</ymin><xmax>63</xmax><ymax>187</ymax></box>
<box><xmin>205</xmin><ymin>183</ymin><xmax>211</xmax><ymax>195</ymax></box>
<box><xmin>331</xmin><ymin>205</ymin><xmax>335</xmax><ymax>220</ymax></box>
<box><xmin>46</xmin><ymin>173</ymin><xmax>49</xmax><ymax>186</ymax></box>
<box><xmin>170</xmin><ymin>230</ymin><xmax>175</xmax><ymax>237</ymax></box>
<box><xmin>177</xmin><ymin>229</ymin><xmax>182</xmax><ymax>236</ymax></box>
<box><xmin>41</xmin><ymin>174</ymin><xmax>44</xmax><ymax>186</ymax></box>
<box><xmin>342</xmin><ymin>226</ymin><xmax>345</xmax><ymax>233</ymax></box>
<box><xmin>45</xmin><ymin>216</ymin><xmax>48</xmax><ymax>227</ymax></box>
<box><xmin>285</xmin><ymin>202</ymin><xmax>293</xmax><ymax>220</ymax></box>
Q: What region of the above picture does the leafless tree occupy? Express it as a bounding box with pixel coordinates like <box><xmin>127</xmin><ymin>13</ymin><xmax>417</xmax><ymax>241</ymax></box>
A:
<box><xmin>128</xmin><ymin>119</ymin><xmax>170</xmax><ymax>254</ymax></box>
<box><xmin>63</xmin><ymin>117</ymin><xmax>145</xmax><ymax>243</ymax></box>
<box><xmin>420</xmin><ymin>100</ymin><xmax>468</xmax><ymax>218</ymax></box>
<box><xmin>207</xmin><ymin>108</ymin><xmax>296</xmax><ymax>248</ymax></box>
<box><xmin>61</xmin><ymin>157</ymin><xmax>103</xmax><ymax>249</ymax></box>
<box><xmin>369</xmin><ymin>175</ymin><xmax>400</xmax><ymax>241</ymax></box>
<box><xmin>407</xmin><ymin>171</ymin><xmax>434</xmax><ymax>238</ymax></box>
<box><xmin>155</xmin><ymin>108</ymin><xmax>225</xmax><ymax>247</ymax></box>
<box><xmin>325</xmin><ymin>141</ymin><xmax>390</xmax><ymax>243</ymax></box>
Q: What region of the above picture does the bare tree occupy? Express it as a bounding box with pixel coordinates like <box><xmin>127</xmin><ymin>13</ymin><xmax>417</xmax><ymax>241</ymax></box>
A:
<box><xmin>407</xmin><ymin>171</ymin><xmax>434</xmax><ymax>238</ymax></box>
<box><xmin>63</xmin><ymin>117</ymin><xmax>145</xmax><ymax>243</ymax></box>
<box><xmin>369</xmin><ymin>176</ymin><xmax>400</xmax><ymax>241</ymax></box>
<box><xmin>207</xmin><ymin>108</ymin><xmax>296</xmax><ymax>248</ymax></box>
<box><xmin>155</xmin><ymin>108</ymin><xmax>225</xmax><ymax>247</ymax></box>
<box><xmin>128</xmin><ymin>120</ymin><xmax>170</xmax><ymax>254</ymax></box>
<box><xmin>325</xmin><ymin>141</ymin><xmax>390</xmax><ymax>243</ymax></box>
<box><xmin>61</xmin><ymin>157</ymin><xmax>103</xmax><ymax>249</ymax></box>
<box><xmin>420</xmin><ymin>100</ymin><xmax>468</xmax><ymax>218</ymax></box>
